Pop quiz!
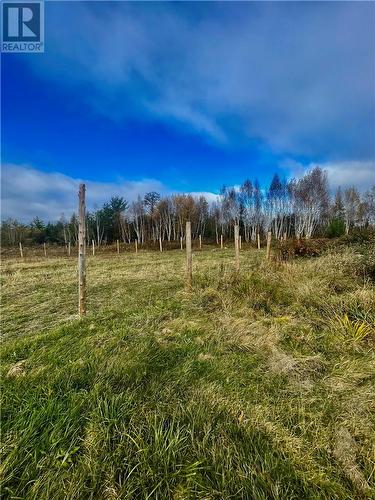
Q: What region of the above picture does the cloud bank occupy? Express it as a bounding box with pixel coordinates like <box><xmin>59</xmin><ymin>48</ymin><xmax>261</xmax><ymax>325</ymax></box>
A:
<box><xmin>2</xmin><ymin>162</ymin><xmax>373</xmax><ymax>223</ymax></box>
<box><xmin>283</xmin><ymin>159</ymin><xmax>375</xmax><ymax>192</ymax></box>
<box><xmin>1</xmin><ymin>164</ymin><xmax>165</xmax><ymax>222</ymax></box>
<box><xmin>30</xmin><ymin>1</ymin><xmax>374</xmax><ymax>160</ymax></box>
<box><xmin>1</xmin><ymin>164</ymin><xmax>218</xmax><ymax>222</ymax></box>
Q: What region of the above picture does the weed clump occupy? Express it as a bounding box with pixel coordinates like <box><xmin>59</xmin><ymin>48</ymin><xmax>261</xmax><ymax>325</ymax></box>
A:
<box><xmin>275</xmin><ymin>238</ymin><xmax>330</xmax><ymax>261</ymax></box>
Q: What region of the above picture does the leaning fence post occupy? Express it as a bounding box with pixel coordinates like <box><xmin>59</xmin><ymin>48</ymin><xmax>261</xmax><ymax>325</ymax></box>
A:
<box><xmin>19</xmin><ymin>242</ymin><xmax>23</xmax><ymax>259</ymax></box>
<box><xmin>234</xmin><ymin>225</ymin><xmax>240</xmax><ymax>271</ymax></box>
<box><xmin>220</xmin><ymin>234</ymin><xmax>223</xmax><ymax>250</ymax></box>
<box><xmin>186</xmin><ymin>221</ymin><xmax>192</xmax><ymax>289</ymax></box>
<box><xmin>92</xmin><ymin>239</ymin><xmax>95</xmax><ymax>256</ymax></box>
<box><xmin>43</xmin><ymin>242</ymin><xmax>47</xmax><ymax>257</ymax></box>
<box><xmin>266</xmin><ymin>231</ymin><xmax>272</xmax><ymax>260</ymax></box>
<box><xmin>159</xmin><ymin>237</ymin><xmax>163</xmax><ymax>253</ymax></box>
<box><xmin>78</xmin><ymin>183</ymin><xmax>86</xmax><ymax>316</ymax></box>
<box><xmin>135</xmin><ymin>239</ymin><xmax>138</xmax><ymax>254</ymax></box>
<box><xmin>257</xmin><ymin>232</ymin><xmax>261</xmax><ymax>250</ymax></box>
<box><xmin>117</xmin><ymin>240</ymin><xmax>120</xmax><ymax>254</ymax></box>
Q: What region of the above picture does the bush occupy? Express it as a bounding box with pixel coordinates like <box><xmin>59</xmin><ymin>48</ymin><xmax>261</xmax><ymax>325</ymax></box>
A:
<box><xmin>275</xmin><ymin>238</ymin><xmax>330</xmax><ymax>260</ymax></box>
<box><xmin>326</xmin><ymin>218</ymin><xmax>345</xmax><ymax>238</ymax></box>
<box><xmin>339</xmin><ymin>228</ymin><xmax>375</xmax><ymax>245</ymax></box>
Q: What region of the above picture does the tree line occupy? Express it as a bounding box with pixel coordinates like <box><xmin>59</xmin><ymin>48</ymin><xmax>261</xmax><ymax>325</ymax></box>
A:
<box><xmin>2</xmin><ymin>167</ymin><xmax>375</xmax><ymax>247</ymax></box>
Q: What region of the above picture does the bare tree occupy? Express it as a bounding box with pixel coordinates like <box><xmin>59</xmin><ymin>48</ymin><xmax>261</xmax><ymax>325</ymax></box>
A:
<box><xmin>363</xmin><ymin>186</ymin><xmax>375</xmax><ymax>226</ymax></box>
<box><xmin>130</xmin><ymin>197</ymin><xmax>146</xmax><ymax>244</ymax></box>
<box><xmin>343</xmin><ymin>187</ymin><xmax>361</xmax><ymax>234</ymax></box>
<box><xmin>291</xmin><ymin>167</ymin><xmax>329</xmax><ymax>238</ymax></box>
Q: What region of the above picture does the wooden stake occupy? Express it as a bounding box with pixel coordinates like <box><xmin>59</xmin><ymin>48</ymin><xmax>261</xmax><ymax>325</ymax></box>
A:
<box><xmin>43</xmin><ymin>242</ymin><xmax>47</xmax><ymax>257</ymax></box>
<box><xmin>257</xmin><ymin>232</ymin><xmax>261</xmax><ymax>250</ymax></box>
<box><xmin>186</xmin><ymin>221</ymin><xmax>192</xmax><ymax>289</ymax></box>
<box><xmin>68</xmin><ymin>241</ymin><xmax>71</xmax><ymax>256</ymax></box>
<box><xmin>220</xmin><ymin>234</ymin><xmax>223</xmax><ymax>250</ymax></box>
<box><xmin>19</xmin><ymin>242</ymin><xmax>23</xmax><ymax>258</ymax></box>
<box><xmin>159</xmin><ymin>237</ymin><xmax>163</xmax><ymax>253</ymax></box>
<box><xmin>135</xmin><ymin>239</ymin><xmax>138</xmax><ymax>254</ymax></box>
<box><xmin>92</xmin><ymin>239</ymin><xmax>95</xmax><ymax>256</ymax></box>
<box><xmin>239</xmin><ymin>235</ymin><xmax>242</xmax><ymax>250</ymax></box>
<box><xmin>78</xmin><ymin>183</ymin><xmax>86</xmax><ymax>316</ymax></box>
<box><xmin>234</xmin><ymin>225</ymin><xmax>240</xmax><ymax>271</ymax></box>
<box><xmin>199</xmin><ymin>234</ymin><xmax>202</xmax><ymax>250</ymax></box>
<box><xmin>283</xmin><ymin>231</ymin><xmax>287</xmax><ymax>241</ymax></box>
<box><xmin>266</xmin><ymin>231</ymin><xmax>272</xmax><ymax>260</ymax></box>
<box><xmin>180</xmin><ymin>236</ymin><xmax>183</xmax><ymax>250</ymax></box>
<box><xmin>117</xmin><ymin>240</ymin><xmax>120</xmax><ymax>254</ymax></box>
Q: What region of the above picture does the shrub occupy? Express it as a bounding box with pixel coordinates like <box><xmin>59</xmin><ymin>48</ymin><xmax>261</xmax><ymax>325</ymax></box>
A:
<box><xmin>339</xmin><ymin>228</ymin><xmax>375</xmax><ymax>245</ymax></box>
<box><xmin>275</xmin><ymin>238</ymin><xmax>330</xmax><ymax>260</ymax></box>
<box><xmin>326</xmin><ymin>218</ymin><xmax>345</xmax><ymax>238</ymax></box>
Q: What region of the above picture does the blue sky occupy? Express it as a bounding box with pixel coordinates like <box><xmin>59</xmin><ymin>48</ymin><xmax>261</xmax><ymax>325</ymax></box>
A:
<box><xmin>2</xmin><ymin>1</ymin><xmax>375</xmax><ymax>221</ymax></box>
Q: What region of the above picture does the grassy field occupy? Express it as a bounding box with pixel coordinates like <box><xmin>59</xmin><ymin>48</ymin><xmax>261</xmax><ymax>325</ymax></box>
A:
<box><xmin>1</xmin><ymin>243</ymin><xmax>375</xmax><ymax>499</ymax></box>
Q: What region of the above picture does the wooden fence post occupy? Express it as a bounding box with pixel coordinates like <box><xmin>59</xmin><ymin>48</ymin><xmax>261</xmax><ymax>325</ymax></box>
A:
<box><xmin>92</xmin><ymin>240</ymin><xmax>95</xmax><ymax>256</ymax></box>
<box><xmin>220</xmin><ymin>234</ymin><xmax>223</xmax><ymax>250</ymax></box>
<box><xmin>234</xmin><ymin>225</ymin><xmax>240</xmax><ymax>271</ymax></box>
<box><xmin>135</xmin><ymin>239</ymin><xmax>138</xmax><ymax>254</ymax></box>
<box><xmin>78</xmin><ymin>183</ymin><xmax>86</xmax><ymax>316</ymax></box>
<box><xmin>117</xmin><ymin>240</ymin><xmax>120</xmax><ymax>254</ymax></box>
<box><xmin>180</xmin><ymin>236</ymin><xmax>183</xmax><ymax>250</ymax></box>
<box><xmin>257</xmin><ymin>232</ymin><xmax>261</xmax><ymax>250</ymax></box>
<box><xmin>19</xmin><ymin>242</ymin><xmax>23</xmax><ymax>258</ymax></box>
<box><xmin>239</xmin><ymin>235</ymin><xmax>242</xmax><ymax>250</ymax></box>
<box><xmin>199</xmin><ymin>234</ymin><xmax>202</xmax><ymax>250</ymax></box>
<box><xmin>68</xmin><ymin>241</ymin><xmax>71</xmax><ymax>256</ymax></box>
<box><xmin>266</xmin><ymin>231</ymin><xmax>272</xmax><ymax>260</ymax></box>
<box><xmin>159</xmin><ymin>237</ymin><xmax>163</xmax><ymax>253</ymax></box>
<box><xmin>43</xmin><ymin>242</ymin><xmax>47</xmax><ymax>257</ymax></box>
<box><xmin>283</xmin><ymin>231</ymin><xmax>287</xmax><ymax>241</ymax></box>
<box><xmin>186</xmin><ymin>221</ymin><xmax>192</xmax><ymax>289</ymax></box>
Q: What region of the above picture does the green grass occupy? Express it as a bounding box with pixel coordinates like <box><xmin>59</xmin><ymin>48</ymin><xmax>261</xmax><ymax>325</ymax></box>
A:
<box><xmin>1</xmin><ymin>245</ymin><xmax>375</xmax><ymax>499</ymax></box>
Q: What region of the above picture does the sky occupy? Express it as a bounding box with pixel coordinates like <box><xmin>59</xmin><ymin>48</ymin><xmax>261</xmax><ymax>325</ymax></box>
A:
<box><xmin>2</xmin><ymin>1</ymin><xmax>375</xmax><ymax>222</ymax></box>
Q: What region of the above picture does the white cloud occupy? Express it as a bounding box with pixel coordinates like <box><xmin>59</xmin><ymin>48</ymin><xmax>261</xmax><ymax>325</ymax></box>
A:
<box><xmin>1</xmin><ymin>164</ymin><xmax>165</xmax><ymax>222</ymax></box>
<box><xmin>1</xmin><ymin>164</ymin><xmax>219</xmax><ymax>222</ymax></box>
<box><xmin>282</xmin><ymin>160</ymin><xmax>375</xmax><ymax>192</ymax></box>
<box><xmin>188</xmin><ymin>191</ymin><xmax>220</xmax><ymax>204</ymax></box>
<box><xmin>324</xmin><ymin>161</ymin><xmax>375</xmax><ymax>192</ymax></box>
